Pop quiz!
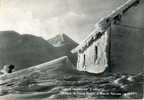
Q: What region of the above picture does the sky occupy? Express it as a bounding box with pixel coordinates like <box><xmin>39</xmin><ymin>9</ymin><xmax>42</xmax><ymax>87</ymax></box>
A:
<box><xmin>0</xmin><ymin>0</ymin><xmax>127</xmax><ymax>42</ymax></box>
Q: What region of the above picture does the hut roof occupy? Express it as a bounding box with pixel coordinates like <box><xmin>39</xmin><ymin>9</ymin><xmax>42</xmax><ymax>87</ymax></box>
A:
<box><xmin>71</xmin><ymin>0</ymin><xmax>140</xmax><ymax>53</ymax></box>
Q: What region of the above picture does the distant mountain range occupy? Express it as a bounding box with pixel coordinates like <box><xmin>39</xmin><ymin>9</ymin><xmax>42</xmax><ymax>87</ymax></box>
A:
<box><xmin>0</xmin><ymin>31</ymin><xmax>78</xmax><ymax>70</ymax></box>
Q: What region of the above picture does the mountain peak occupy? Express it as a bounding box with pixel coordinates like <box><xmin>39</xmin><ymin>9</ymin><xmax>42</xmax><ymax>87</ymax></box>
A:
<box><xmin>48</xmin><ymin>33</ymin><xmax>78</xmax><ymax>47</ymax></box>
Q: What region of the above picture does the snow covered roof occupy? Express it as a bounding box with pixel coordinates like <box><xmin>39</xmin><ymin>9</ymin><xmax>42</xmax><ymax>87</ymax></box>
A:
<box><xmin>71</xmin><ymin>0</ymin><xmax>141</xmax><ymax>53</ymax></box>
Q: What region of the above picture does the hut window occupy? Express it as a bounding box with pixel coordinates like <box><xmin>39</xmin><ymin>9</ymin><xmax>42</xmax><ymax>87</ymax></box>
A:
<box><xmin>83</xmin><ymin>54</ymin><xmax>86</xmax><ymax>68</ymax></box>
<box><xmin>94</xmin><ymin>46</ymin><xmax>98</xmax><ymax>62</ymax></box>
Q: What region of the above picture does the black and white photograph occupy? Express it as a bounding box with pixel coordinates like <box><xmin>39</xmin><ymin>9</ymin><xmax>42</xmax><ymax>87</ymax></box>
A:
<box><xmin>0</xmin><ymin>0</ymin><xmax>143</xmax><ymax>100</ymax></box>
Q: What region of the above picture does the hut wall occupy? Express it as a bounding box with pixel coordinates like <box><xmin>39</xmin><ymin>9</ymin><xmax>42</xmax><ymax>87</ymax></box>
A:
<box><xmin>77</xmin><ymin>31</ymin><xmax>109</xmax><ymax>73</ymax></box>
